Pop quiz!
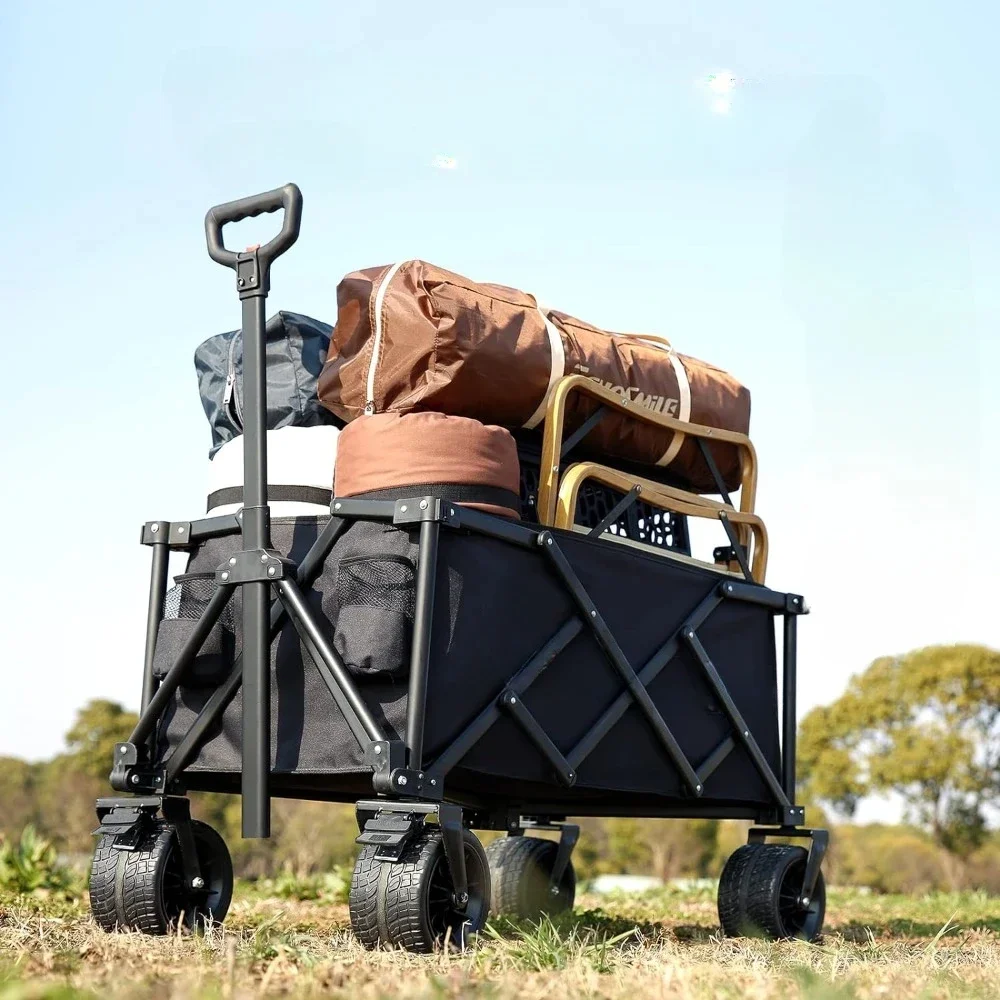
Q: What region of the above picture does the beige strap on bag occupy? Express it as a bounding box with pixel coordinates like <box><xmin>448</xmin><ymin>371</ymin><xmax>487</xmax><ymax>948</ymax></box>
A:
<box><xmin>523</xmin><ymin>299</ymin><xmax>567</xmax><ymax>431</ymax></box>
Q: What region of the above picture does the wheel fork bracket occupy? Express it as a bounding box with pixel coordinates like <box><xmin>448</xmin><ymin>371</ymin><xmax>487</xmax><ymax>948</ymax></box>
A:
<box><xmin>548</xmin><ymin>823</ymin><xmax>580</xmax><ymax>893</ymax></box>
<box><xmin>748</xmin><ymin>825</ymin><xmax>828</xmax><ymax>906</ymax></box>
<box><xmin>438</xmin><ymin>803</ymin><xmax>469</xmax><ymax>907</ymax></box>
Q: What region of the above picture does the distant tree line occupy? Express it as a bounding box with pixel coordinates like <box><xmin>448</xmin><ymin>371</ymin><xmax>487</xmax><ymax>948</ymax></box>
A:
<box><xmin>3</xmin><ymin>644</ymin><xmax>999</xmax><ymax>894</ymax></box>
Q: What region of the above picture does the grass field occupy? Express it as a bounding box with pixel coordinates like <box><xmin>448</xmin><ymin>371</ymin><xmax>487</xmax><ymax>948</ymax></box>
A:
<box><xmin>2</xmin><ymin>878</ymin><xmax>998</xmax><ymax>999</ymax></box>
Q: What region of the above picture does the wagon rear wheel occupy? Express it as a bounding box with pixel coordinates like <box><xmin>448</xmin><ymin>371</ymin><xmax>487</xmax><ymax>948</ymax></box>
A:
<box><xmin>718</xmin><ymin>843</ymin><xmax>825</xmax><ymax>942</ymax></box>
<box><xmin>485</xmin><ymin>835</ymin><xmax>576</xmax><ymax>919</ymax></box>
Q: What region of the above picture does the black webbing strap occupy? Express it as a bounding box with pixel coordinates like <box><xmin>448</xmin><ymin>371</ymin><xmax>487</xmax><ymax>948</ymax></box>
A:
<box><xmin>349</xmin><ymin>482</ymin><xmax>521</xmax><ymax>513</ymax></box>
<box><xmin>695</xmin><ymin>438</ymin><xmax>734</xmax><ymax>507</ymax></box>
<box><xmin>206</xmin><ymin>485</ymin><xmax>333</xmax><ymax>511</ymax></box>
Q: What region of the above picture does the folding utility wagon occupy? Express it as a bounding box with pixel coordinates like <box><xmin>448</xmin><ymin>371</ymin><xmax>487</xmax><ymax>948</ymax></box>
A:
<box><xmin>90</xmin><ymin>184</ymin><xmax>829</xmax><ymax>952</ymax></box>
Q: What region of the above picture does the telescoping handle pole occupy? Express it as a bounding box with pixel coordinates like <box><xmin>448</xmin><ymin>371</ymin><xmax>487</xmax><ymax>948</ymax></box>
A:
<box><xmin>204</xmin><ymin>183</ymin><xmax>302</xmax><ymax>839</ymax></box>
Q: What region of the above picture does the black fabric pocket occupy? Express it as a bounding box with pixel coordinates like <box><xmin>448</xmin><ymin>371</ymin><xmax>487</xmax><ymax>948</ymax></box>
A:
<box><xmin>152</xmin><ymin>573</ymin><xmax>235</xmax><ymax>689</ymax></box>
<box><xmin>333</xmin><ymin>555</ymin><xmax>415</xmax><ymax>679</ymax></box>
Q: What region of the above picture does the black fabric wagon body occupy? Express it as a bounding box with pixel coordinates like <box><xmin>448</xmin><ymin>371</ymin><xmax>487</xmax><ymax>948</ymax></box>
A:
<box><xmin>154</xmin><ymin>513</ymin><xmax>781</xmax><ymax>818</ymax></box>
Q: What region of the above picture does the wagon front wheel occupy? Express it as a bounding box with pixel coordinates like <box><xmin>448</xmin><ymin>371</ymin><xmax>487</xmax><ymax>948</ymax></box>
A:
<box><xmin>89</xmin><ymin>819</ymin><xmax>233</xmax><ymax>935</ymax></box>
<box><xmin>350</xmin><ymin>826</ymin><xmax>491</xmax><ymax>952</ymax></box>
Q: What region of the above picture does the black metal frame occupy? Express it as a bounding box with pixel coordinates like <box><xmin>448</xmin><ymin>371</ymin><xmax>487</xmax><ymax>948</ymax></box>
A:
<box><xmin>97</xmin><ymin>182</ymin><xmax>826</xmax><ymax>909</ymax></box>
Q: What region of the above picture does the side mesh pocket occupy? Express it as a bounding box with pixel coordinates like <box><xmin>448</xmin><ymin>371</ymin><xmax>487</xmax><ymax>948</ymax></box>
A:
<box><xmin>333</xmin><ymin>555</ymin><xmax>415</xmax><ymax>679</ymax></box>
<box><xmin>152</xmin><ymin>573</ymin><xmax>235</xmax><ymax>688</ymax></box>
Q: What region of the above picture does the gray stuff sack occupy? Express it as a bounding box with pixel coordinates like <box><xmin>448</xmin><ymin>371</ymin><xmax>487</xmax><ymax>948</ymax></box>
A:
<box><xmin>194</xmin><ymin>310</ymin><xmax>343</xmax><ymax>458</ymax></box>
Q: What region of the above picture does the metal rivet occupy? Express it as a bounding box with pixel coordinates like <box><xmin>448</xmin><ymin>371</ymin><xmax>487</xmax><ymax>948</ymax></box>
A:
<box><xmin>509</xmin><ymin>696</ymin><xmax>517</xmax><ymax>704</ymax></box>
<box><xmin>726</xmin><ymin>584</ymin><xmax>733</xmax><ymax>593</ymax></box>
<box><xmin>418</xmin><ymin>773</ymin><xmax>424</xmax><ymax>779</ymax></box>
<box><xmin>260</xmin><ymin>553</ymin><xmax>268</xmax><ymax>563</ymax></box>
<box><xmin>397</xmin><ymin>775</ymin><xmax>408</xmax><ymax>786</ymax></box>
<box><xmin>238</xmin><ymin>278</ymin><xmax>245</xmax><ymax>286</ymax></box>
<box><xmin>334</xmin><ymin>502</ymin><xmax>342</xmax><ymax>510</ymax></box>
<box><xmin>801</xmin><ymin>896</ymin><xmax>810</xmax><ymax>906</ymax></box>
<box><xmin>150</xmin><ymin>523</ymin><xmax>159</xmax><ymax>533</ymax></box>
<box><xmin>373</xmin><ymin>745</ymin><xmax>382</xmax><ymax>755</ymax></box>
<box><xmin>400</xmin><ymin>505</ymin><xmax>408</xmax><ymax>513</ymax></box>
<box><xmin>191</xmin><ymin>877</ymin><xmax>205</xmax><ymax>889</ymax></box>
<box><xmin>267</xmin><ymin>567</ymin><xmax>276</xmax><ymax>577</ymax></box>
<box><xmin>131</xmin><ymin>775</ymin><xmax>140</xmax><ymax>785</ymax></box>
<box><xmin>743</xmin><ymin>730</ymin><xmax>749</xmax><ymax>737</ymax></box>
<box><xmin>221</xmin><ymin>572</ymin><xmax>229</xmax><ymax>581</ymax></box>
<box><xmin>419</xmin><ymin>500</ymin><xmax>428</xmax><ymax>510</ymax></box>
<box><xmin>567</xmin><ymin>772</ymin><xmax>574</xmax><ymax>779</ymax></box>
<box><xmin>546</xmin><ymin>538</ymin><xmax>553</xmax><ymax>546</ymax></box>
<box><xmin>119</xmin><ymin>747</ymin><xmax>128</xmax><ymax>754</ymax></box>
<box><xmin>229</xmin><ymin>557</ymin><xmax>237</xmax><ymax>565</ymax></box>
<box><xmin>687</xmin><ymin>631</ymin><xmax>694</xmax><ymax>639</ymax></box>
<box><xmin>590</xmin><ymin>610</ymin><xmax>596</xmax><ymax>617</ymax></box>
<box><xmin>177</xmin><ymin>526</ymin><xmax>185</xmax><ymax>533</ymax></box>
<box><xmin>430</xmin><ymin>779</ymin><xmax>437</xmax><ymax>786</ymax></box>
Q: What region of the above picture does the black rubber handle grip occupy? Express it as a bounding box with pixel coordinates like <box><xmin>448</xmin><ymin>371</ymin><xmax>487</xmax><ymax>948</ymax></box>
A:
<box><xmin>204</xmin><ymin>183</ymin><xmax>303</xmax><ymax>269</ymax></box>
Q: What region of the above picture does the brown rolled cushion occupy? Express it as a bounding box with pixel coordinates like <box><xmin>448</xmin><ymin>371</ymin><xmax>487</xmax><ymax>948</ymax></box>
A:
<box><xmin>334</xmin><ymin>412</ymin><xmax>522</xmax><ymax>519</ymax></box>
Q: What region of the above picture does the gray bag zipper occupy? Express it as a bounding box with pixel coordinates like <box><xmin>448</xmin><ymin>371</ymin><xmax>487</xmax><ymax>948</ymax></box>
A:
<box><xmin>222</xmin><ymin>334</ymin><xmax>244</xmax><ymax>430</ymax></box>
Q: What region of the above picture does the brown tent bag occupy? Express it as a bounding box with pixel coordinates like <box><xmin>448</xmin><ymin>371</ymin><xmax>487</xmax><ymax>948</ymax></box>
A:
<box><xmin>318</xmin><ymin>260</ymin><xmax>751</xmax><ymax>493</ymax></box>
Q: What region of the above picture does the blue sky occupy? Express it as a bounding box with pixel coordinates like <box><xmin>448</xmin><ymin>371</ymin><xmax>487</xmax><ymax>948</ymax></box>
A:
<box><xmin>1</xmin><ymin>2</ymin><xmax>997</xmax><ymax>822</ymax></box>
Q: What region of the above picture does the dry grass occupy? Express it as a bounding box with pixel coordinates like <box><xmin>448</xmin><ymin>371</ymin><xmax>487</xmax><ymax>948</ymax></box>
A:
<box><xmin>2</xmin><ymin>881</ymin><xmax>999</xmax><ymax>999</ymax></box>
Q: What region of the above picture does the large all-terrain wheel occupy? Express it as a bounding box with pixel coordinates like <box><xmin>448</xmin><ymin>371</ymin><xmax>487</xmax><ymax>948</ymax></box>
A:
<box><xmin>718</xmin><ymin>843</ymin><xmax>825</xmax><ymax>942</ymax></box>
<box><xmin>485</xmin><ymin>835</ymin><xmax>575</xmax><ymax>919</ymax></box>
<box><xmin>349</xmin><ymin>826</ymin><xmax>491</xmax><ymax>953</ymax></box>
<box><xmin>89</xmin><ymin>820</ymin><xmax>233</xmax><ymax>935</ymax></box>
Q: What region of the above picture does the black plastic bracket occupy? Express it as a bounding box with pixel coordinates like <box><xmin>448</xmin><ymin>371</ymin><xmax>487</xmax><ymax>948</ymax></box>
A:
<box><xmin>780</xmin><ymin>804</ymin><xmax>807</xmax><ymax>827</ymax></box>
<box><xmin>356</xmin><ymin>810</ymin><xmax>425</xmax><ymax>861</ymax></box>
<box><xmin>713</xmin><ymin>544</ymin><xmax>749</xmax><ymax>572</ymax></box>
<box><xmin>93</xmin><ymin>795</ymin><xmax>162</xmax><ymax>845</ymax></box>
<box><xmin>168</xmin><ymin>522</ymin><xmax>193</xmax><ymax>546</ymax></box>
<box><xmin>748</xmin><ymin>825</ymin><xmax>828</xmax><ymax>906</ymax></box>
<box><xmin>387</xmin><ymin>768</ymin><xmax>438</xmax><ymax>799</ymax></box>
<box><xmin>785</xmin><ymin>594</ymin><xmax>809</xmax><ymax>614</ymax></box>
<box><xmin>140</xmin><ymin>519</ymin><xmax>227</xmax><ymax>549</ymax></box>
<box><xmin>236</xmin><ymin>246</ymin><xmax>266</xmax><ymax>298</ymax></box>
<box><xmin>109</xmin><ymin>742</ymin><xmax>167</xmax><ymax>795</ymax></box>
<box><xmin>140</xmin><ymin>521</ymin><xmax>172</xmax><ymax>546</ymax></box>
<box><xmin>391</xmin><ymin>497</ymin><xmax>460</xmax><ymax>527</ymax></box>
<box><xmin>368</xmin><ymin>740</ymin><xmax>408</xmax><ymax>793</ymax></box>
<box><xmin>215</xmin><ymin>548</ymin><xmax>291</xmax><ymax>585</ymax></box>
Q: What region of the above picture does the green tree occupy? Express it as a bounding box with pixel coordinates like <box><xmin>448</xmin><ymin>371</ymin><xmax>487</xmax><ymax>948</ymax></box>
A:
<box><xmin>0</xmin><ymin>757</ymin><xmax>40</xmax><ymax>837</ymax></box>
<box><xmin>64</xmin><ymin>699</ymin><xmax>139</xmax><ymax>781</ymax></box>
<box><xmin>799</xmin><ymin>644</ymin><xmax>1000</xmax><ymax>857</ymax></box>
